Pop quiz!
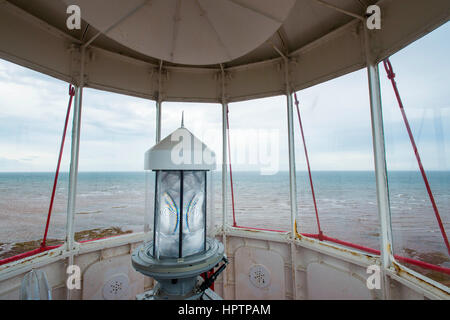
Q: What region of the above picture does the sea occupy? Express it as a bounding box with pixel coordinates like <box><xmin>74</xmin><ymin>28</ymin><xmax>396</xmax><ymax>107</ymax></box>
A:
<box><xmin>0</xmin><ymin>171</ymin><xmax>449</xmax><ymax>268</ymax></box>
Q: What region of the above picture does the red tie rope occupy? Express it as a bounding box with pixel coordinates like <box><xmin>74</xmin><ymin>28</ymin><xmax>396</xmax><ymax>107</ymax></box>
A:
<box><xmin>294</xmin><ymin>93</ymin><xmax>323</xmax><ymax>240</ymax></box>
<box><xmin>383</xmin><ymin>58</ymin><xmax>450</xmax><ymax>256</ymax></box>
<box><xmin>41</xmin><ymin>84</ymin><xmax>76</xmax><ymax>248</ymax></box>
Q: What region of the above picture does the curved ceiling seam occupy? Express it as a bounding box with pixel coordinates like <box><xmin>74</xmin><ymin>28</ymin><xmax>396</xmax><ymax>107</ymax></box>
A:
<box><xmin>311</xmin><ymin>0</ymin><xmax>365</xmax><ymax>21</ymax></box>
<box><xmin>194</xmin><ymin>0</ymin><xmax>232</xmax><ymax>62</ymax></box>
<box><xmin>225</xmin><ymin>0</ymin><xmax>284</xmax><ymax>23</ymax></box>
<box><xmin>82</xmin><ymin>0</ymin><xmax>150</xmax><ymax>49</ymax></box>
<box><xmin>170</xmin><ymin>0</ymin><xmax>182</xmax><ymax>63</ymax></box>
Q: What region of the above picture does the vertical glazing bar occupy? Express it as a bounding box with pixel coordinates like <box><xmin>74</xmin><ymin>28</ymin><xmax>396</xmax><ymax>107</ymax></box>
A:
<box><xmin>221</xmin><ymin>65</ymin><xmax>228</xmax><ymax>232</ymax></box>
<box><xmin>203</xmin><ymin>171</ymin><xmax>207</xmax><ymax>251</ymax></box>
<box><xmin>66</xmin><ymin>46</ymin><xmax>85</xmax><ymax>251</ymax></box>
<box><xmin>367</xmin><ymin>62</ymin><xmax>393</xmax><ymax>266</ymax></box>
<box><xmin>156</xmin><ymin>60</ymin><xmax>163</xmax><ymax>144</ymax></box>
<box><xmin>66</xmin><ymin>85</ymin><xmax>82</xmax><ymax>251</ymax></box>
<box><xmin>153</xmin><ymin>170</ymin><xmax>159</xmax><ymax>257</ymax></box>
<box><xmin>156</xmin><ymin>100</ymin><xmax>162</xmax><ymax>143</ymax></box>
<box><xmin>179</xmin><ymin>171</ymin><xmax>184</xmax><ymax>258</ymax></box>
<box><xmin>284</xmin><ymin>58</ymin><xmax>298</xmax><ymax>238</ymax></box>
<box><xmin>220</xmin><ymin>66</ymin><xmax>229</xmax><ymax>299</ymax></box>
<box><xmin>365</xmin><ymin>28</ymin><xmax>393</xmax><ymax>299</ymax></box>
<box><xmin>222</xmin><ymin>102</ymin><xmax>228</xmax><ymax>230</ymax></box>
<box><xmin>66</xmin><ymin>46</ymin><xmax>85</xmax><ymax>301</ymax></box>
<box><xmin>143</xmin><ymin>171</ymin><xmax>151</xmax><ymax>234</ymax></box>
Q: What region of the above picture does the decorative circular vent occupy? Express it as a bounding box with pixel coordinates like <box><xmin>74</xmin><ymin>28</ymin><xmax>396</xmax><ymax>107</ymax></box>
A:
<box><xmin>102</xmin><ymin>274</ymin><xmax>130</xmax><ymax>300</ymax></box>
<box><xmin>249</xmin><ymin>264</ymin><xmax>271</xmax><ymax>289</ymax></box>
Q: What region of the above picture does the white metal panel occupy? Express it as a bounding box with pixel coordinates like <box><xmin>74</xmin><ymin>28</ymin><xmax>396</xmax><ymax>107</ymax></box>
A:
<box><xmin>1</xmin><ymin>0</ymin><xmax>448</xmax><ymax>103</ymax></box>
<box><xmin>289</xmin><ymin>19</ymin><xmax>365</xmax><ymax>92</ymax></box>
<box><xmin>144</xmin><ymin>127</ymin><xmax>217</xmax><ymax>170</ymax></box>
<box><xmin>82</xmin><ymin>255</ymin><xmax>144</xmax><ymax>300</ymax></box>
<box><xmin>226</xmin><ymin>60</ymin><xmax>285</xmax><ymax>102</ymax></box>
<box><xmin>234</xmin><ymin>246</ymin><xmax>286</xmax><ymax>299</ymax></box>
<box><xmin>85</xmin><ymin>46</ymin><xmax>157</xmax><ymax>100</ymax></box>
<box><xmin>306</xmin><ymin>261</ymin><xmax>373</xmax><ymax>300</ymax></box>
<box><xmin>163</xmin><ymin>67</ymin><xmax>220</xmax><ymax>102</ymax></box>
<box><xmin>0</xmin><ymin>1</ymin><xmax>75</xmax><ymax>83</ymax></box>
<box><xmin>65</xmin><ymin>0</ymin><xmax>295</xmax><ymax>65</ymax></box>
<box><xmin>0</xmin><ymin>231</ymin><xmax>447</xmax><ymax>299</ymax></box>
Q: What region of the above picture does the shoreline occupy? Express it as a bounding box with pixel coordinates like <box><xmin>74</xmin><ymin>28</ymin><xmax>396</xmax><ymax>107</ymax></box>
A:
<box><xmin>0</xmin><ymin>226</ymin><xmax>132</xmax><ymax>261</ymax></box>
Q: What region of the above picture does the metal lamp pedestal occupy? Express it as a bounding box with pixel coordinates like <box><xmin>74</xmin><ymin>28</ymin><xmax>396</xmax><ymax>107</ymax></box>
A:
<box><xmin>132</xmin><ymin>237</ymin><xmax>225</xmax><ymax>300</ymax></box>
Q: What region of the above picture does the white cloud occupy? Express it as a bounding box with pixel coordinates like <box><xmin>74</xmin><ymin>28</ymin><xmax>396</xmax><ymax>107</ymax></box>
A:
<box><xmin>0</xmin><ymin>22</ymin><xmax>448</xmax><ymax>172</ymax></box>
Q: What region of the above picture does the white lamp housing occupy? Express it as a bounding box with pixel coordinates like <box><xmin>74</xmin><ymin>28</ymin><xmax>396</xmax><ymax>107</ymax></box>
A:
<box><xmin>144</xmin><ymin>127</ymin><xmax>216</xmax><ymax>259</ymax></box>
<box><xmin>133</xmin><ymin>126</ymin><xmax>225</xmax><ymax>299</ymax></box>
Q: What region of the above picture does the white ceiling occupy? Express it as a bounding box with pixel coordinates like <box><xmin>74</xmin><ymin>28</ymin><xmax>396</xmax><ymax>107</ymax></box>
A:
<box><xmin>64</xmin><ymin>0</ymin><xmax>296</xmax><ymax>65</ymax></box>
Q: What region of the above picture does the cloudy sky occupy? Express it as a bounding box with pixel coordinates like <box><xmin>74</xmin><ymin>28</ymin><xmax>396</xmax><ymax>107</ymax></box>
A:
<box><xmin>0</xmin><ymin>22</ymin><xmax>448</xmax><ymax>173</ymax></box>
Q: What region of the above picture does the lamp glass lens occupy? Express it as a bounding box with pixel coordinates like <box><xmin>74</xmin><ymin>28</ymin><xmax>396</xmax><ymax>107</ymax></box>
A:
<box><xmin>154</xmin><ymin>170</ymin><xmax>207</xmax><ymax>259</ymax></box>
<box><xmin>154</xmin><ymin>171</ymin><xmax>181</xmax><ymax>258</ymax></box>
<box><xmin>182</xmin><ymin>171</ymin><xmax>206</xmax><ymax>257</ymax></box>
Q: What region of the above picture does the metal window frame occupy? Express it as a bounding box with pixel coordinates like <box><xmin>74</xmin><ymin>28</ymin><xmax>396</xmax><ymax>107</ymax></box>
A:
<box><xmin>55</xmin><ymin>17</ymin><xmax>448</xmax><ymax>300</ymax></box>
<box><xmin>152</xmin><ymin>170</ymin><xmax>208</xmax><ymax>259</ymax></box>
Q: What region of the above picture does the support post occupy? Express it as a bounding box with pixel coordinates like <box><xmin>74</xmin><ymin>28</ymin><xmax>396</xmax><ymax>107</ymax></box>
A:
<box><xmin>156</xmin><ymin>60</ymin><xmax>163</xmax><ymax>144</ymax></box>
<box><xmin>66</xmin><ymin>48</ymin><xmax>85</xmax><ymax>301</ymax></box>
<box><xmin>220</xmin><ymin>67</ymin><xmax>229</xmax><ymax>299</ymax></box>
<box><xmin>65</xmin><ymin>85</ymin><xmax>83</xmax><ymax>251</ymax></box>
<box><xmin>156</xmin><ymin>100</ymin><xmax>162</xmax><ymax>143</ymax></box>
<box><xmin>220</xmin><ymin>67</ymin><xmax>228</xmax><ymax>231</ymax></box>
<box><xmin>221</xmin><ymin>102</ymin><xmax>228</xmax><ymax>230</ymax></box>
<box><xmin>66</xmin><ymin>45</ymin><xmax>85</xmax><ymax>251</ymax></box>
<box><xmin>284</xmin><ymin>58</ymin><xmax>298</xmax><ymax>238</ymax></box>
<box><xmin>365</xmin><ymin>29</ymin><xmax>393</xmax><ymax>299</ymax></box>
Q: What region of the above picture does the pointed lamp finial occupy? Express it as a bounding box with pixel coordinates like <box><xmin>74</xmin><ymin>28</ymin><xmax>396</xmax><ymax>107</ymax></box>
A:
<box><xmin>181</xmin><ymin>111</ymin><xmax>184</xmax><ymax>128</ymax></box>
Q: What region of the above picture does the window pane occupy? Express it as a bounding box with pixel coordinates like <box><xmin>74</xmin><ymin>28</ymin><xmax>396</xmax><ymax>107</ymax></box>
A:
<box><xmin>381</xmin><ymin>23</ymin><xmax>450</xmax><ymax>286</ymax></box>
<box><xmin>0</xmin><ymin>59</ymin><xmax>69</xmax><ymax>259</ymax></box>
<box><xmin>227</xmin><ymin>96</ymin><xmax>291</xmax><ymax>231</ymax></box>
<box><xmin>295</xmin><ymin>69</ymin><xmax>380</xmax><ymax>250</ymax></box>
<box><xmin>74</xmin><ymin>88</ymin><xmax>155</xmax><ymax>242</ymax></box>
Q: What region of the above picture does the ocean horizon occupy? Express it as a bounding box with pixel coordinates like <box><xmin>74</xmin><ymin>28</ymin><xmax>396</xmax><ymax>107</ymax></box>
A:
<box><xmin>0</xmin><ymin>170</ymin><xmax>449</xmax><ymax>269</ymax></box>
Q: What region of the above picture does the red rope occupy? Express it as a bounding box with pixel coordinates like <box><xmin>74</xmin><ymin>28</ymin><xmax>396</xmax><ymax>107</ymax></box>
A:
<box><xmin>2</xmin><ymin>230</ymin><xmax>448</xmax><ymax>275</ymax></box>
<box><xmin>234</xmin><ymin>225</ymin><xmax>286</xmax><ymax>233</ymax></box>
<box><xmin>226</xmin><ymin>105</ymin><xmax>237</xmax><ymax>227</ymax></box>
<box><xmin>293</xmin><ymin>93</ymin><xmax>323</xmax><ymax>240</ymax></box>
<box><xmin>303</xmin><ymin>232</ymin><xmax>450</xmax><ymax>275</ymax></box>
<box><xmin>383</xmin><ymin>58</ymin><xmax>450</xmax><ymax>256</ymax></box>
<box><xmin>41</xmin><ymin>84</ymin><xmax>76</xmax><ymax>248</ymax></box>
<box><xmin>0</xmin><ymin>234</ymin><xmax>121</xmax><ymax>266</ymax></box>
<box><xmin>0</xmin><ymin>245</ymin><xmax>60</xmax><ymax>266</ymax></box>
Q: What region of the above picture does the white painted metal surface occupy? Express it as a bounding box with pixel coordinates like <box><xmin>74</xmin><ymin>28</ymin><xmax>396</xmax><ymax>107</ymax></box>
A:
<box><xmin>63</xmin><ymin>0</ymin><xmax>296</xmax><ymax>65</ymax></box>
<box><xmin>83</xmin><ymin>255</ymin><xmax>142</xmax><ymax>300</ymax></box>
<box><xmin>1</xmin><ymin>1</ymin><xmax>448</xmax><ymax>102</ymax></box>
<box><xmin>0</xmin><ymin>0</ymin><xmax>449</xmax><ymax>301</ymax></box>
<box><xmin>365</xmin><ymin>29</ymin><xmax>395</xmax><ymax>299</ymax></box>
<box><xmin>221</xmin><ymin>67</ymin><xmax>229</xmax><ymax>230</ymax></box>
<box><xmin>65</xmin><ymin>84</ymin><xmax>82</xmax><ymax>252</ymax></box>
<box><xmin>155</xmin><ymin>101</ymin><xmax>162</xmax><ymax>144</ymax></box>
<box><xmin>283</xmin><ymin>58</ymin><xmax>298</xmax><ymax>238</ymax></box>
<box><xmin>306</xmin><ymin>262</ymin><xmax>373</xmax><ymax>300</ymax></box>
<box><xmin>0</xmin><ymin>230</ymin><xmax>448</xmax><ymax>300</ymax></box>
<box><xmin>236</xmin><ymin>247</ymin><xmax>284</xmax><ymax>299</ymax></box>
<box><xmin>144</xmin><ymin>127</ymin><xmax>216</xmax><ymax>170</ymax></box>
